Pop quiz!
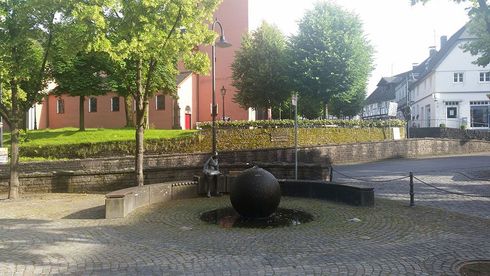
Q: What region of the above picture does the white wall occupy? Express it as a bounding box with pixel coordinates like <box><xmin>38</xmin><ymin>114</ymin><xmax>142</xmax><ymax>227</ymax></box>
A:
<box><xmin>411</xmin><ymin>34</ymin><xmax>490</xmax><ymax>129</ymax></box>
<box><xmin>177</xmin><ymin>75</ymin><xmax>193</xmax><ymax>129</ymax></box>
<box><xmin>436</xmin><ymin>39</ymin><xmax>490</xmax><ymax>93</ymax></box>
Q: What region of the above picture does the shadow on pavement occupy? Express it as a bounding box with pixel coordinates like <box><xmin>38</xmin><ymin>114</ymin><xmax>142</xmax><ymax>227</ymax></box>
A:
<box><xmin>62</xmin><ymin>205</ymin><xmax>105</xmax><ymax>219</ymax></box>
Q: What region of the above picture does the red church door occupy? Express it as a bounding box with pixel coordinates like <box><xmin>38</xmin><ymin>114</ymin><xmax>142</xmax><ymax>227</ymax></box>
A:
<box><xmin>185</xmin><ymin>114</ymin><xmax>191</xmax><ymax>129</ymax></box>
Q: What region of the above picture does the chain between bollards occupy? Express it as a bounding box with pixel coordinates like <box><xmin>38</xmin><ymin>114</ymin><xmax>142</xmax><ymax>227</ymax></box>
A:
<box><xmin>409</xmin><ymin>172</ymin><xmax>415</xmax><ymax>207</ymax></box>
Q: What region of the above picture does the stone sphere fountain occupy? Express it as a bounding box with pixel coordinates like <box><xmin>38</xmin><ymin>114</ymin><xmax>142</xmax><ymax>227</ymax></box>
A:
<box><xmin>200</xmin><ymin>166</ymin><xmax>313</xmax><ymax>228</ymax></box>
<box><xmin>229</xmin><ymin>166</ymin><xmax>281</xmax><ymax>218</ymax></box>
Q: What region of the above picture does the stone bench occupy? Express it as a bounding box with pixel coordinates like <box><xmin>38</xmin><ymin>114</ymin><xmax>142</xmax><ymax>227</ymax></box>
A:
<box><xmin>279</xmin><ymin>179</ymin><xmax>374</xmax><ymax>206</ymax></box>
<box><xmin>105</xmin><ymin>180</ymin><xmax>198</xmax><ymax>219</ymax></box>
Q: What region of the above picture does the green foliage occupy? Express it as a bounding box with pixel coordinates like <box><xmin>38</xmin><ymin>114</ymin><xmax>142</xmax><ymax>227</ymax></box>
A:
<box><xmin>288</xmin><ymin>1</ymin><xmax>374</xmax><ymax>118</ymax></box>
<box><xmin>20</xmin><ymin>135</ymin><xmax>204</xmax><ymax>159</ymax></box>
<box><xmin>102</xmin><ymin>0</ymin><xmax>219</xmax><ymax>99</ymax></box>
<box><xmin>7</xmin><ymin>128</ymin><xmax>195</xmax><ymax>146</ymax></box>
<box><xmin>197</xmin><ymin>119</ymin><xmax>406</xmax><ymax>129</ymax></box>
<box><xmin>0</xmin><ymin>0</ymin><xmax>58</xmax><ymax>116</ymax></box>
<box><xmin>15</xmin><ymin>126</ymin><xmax>405</xmax><ymax>160</ymax></box>
<box><xmin>71</xmin><ymin>0</ymin><xmax>221</xmax><ymax>185</ymax></box>
<box><xmin>0</xmin><ymin>0</ymin><xmax>87</xmax><ymax>197</ymax></box>
<box><xmin>7</xmin><ymin>128</ymin><xmax>198</xmax><ymax>159</ymax></box>
<box><xmin>51</xmin><ymin>51</ymin><xmax>117</xmax><ymax>97</ymax></box>
<box><xmin>196</xmin><ymin>127</ymin><xmax>405</xmax><ymax>152</ymax></box>
<box><xmin>328</xmin><ymin>85</ymin><xmax>366</xmax><ymax>117</ymax></box>
<box><xmin>232</xmin><ymin>22</ymin><xmax>290</xmax><ymax>112</ymax></box>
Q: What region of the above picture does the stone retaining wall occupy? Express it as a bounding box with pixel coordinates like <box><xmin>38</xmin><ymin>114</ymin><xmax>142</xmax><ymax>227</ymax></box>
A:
<box><xmin>1</xmin><ymin>138</ymin><xmax>489</xmax><ymax>193</ymax></box>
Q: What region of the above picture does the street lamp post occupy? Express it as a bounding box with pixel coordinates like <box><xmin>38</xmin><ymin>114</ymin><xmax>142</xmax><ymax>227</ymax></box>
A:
<box><xmin>220</xmin><ymin>86</ymin><xmax>226</xmax><ymax>121</ymax></box>
<box><xmin>211</xmin><ymin>19</ymin><xmax>232</xmax><ymax>155</ymax></box>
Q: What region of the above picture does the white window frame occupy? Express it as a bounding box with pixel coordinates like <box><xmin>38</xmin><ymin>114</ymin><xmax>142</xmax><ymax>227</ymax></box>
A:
<box><xmin>88</xmin><ymin>97</ymin><xmax>97</xmax><ymax>113</ymax></box>
<box><xmin>480</xmin><ymin>72</ymin><xmax>490</xmax><ymax>83</ymax></box>
<box><xmin>453</xmin><ymin>72</ymin><xmax>464</xmax><ymax>83</ymax></box>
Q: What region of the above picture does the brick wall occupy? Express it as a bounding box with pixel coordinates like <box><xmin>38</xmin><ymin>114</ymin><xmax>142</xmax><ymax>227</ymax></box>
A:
<box><xmin>1</xmin><ymin>138</ymin><xmax>489</xmax><ymax>193</ymax></box>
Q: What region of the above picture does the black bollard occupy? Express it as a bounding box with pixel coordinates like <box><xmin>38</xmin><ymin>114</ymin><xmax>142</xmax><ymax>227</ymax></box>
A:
<box><xmin>409</xmin><ymin>172</ymin><xmax>415</xmax><ymax>207</ymax></box>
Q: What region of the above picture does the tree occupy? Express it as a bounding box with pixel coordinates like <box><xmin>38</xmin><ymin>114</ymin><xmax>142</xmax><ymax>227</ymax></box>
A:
<box><xmin>0</xmin><ymin>0</ymin><xmax>112</xmax><ymax>199</ymax></box>
<box><xmin>0</xmin><ymin>0</ymin><xmax>65</xmax><ymax>199</ymax></box>
<box><xmin>232</xmin><ymin>22</ymin><xmax>290</xmax><ymax>116</ymax></box>
<box><xmin>328</xmin><ymin>88</ymin><xmax>366</xmax><ymax>118</ymax></box>
<box><xmin>412</xmin><ymin>0</ymin><xmax>490</xmax><ymax>67</ymax></box>
<box><xmin>99</xmin><ymin>0</ymin><xmax>219</xmax><ymax>186</ymax></box>
<box><xmin>289</xmin><ymin>1</ymin><xmax>374</xmax><ymax>119</ymax></box>
<box><xmin>51</xmin><ymin>51</ymin><xmax>117</xmax><ymax>131</ymax></box>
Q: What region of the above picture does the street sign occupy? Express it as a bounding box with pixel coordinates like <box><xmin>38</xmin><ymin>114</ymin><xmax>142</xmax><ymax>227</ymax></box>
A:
<box><xmin>292</xmin><ymin>94</ymin><xmax>297</xmax><ymax>106</ymax></box>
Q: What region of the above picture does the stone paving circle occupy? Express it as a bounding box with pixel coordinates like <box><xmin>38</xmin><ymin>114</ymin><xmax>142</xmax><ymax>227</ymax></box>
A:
<box><xmin>1</xmin><ymin>191</ymin><xmax>489</xmax><ymax>275</ymax></box>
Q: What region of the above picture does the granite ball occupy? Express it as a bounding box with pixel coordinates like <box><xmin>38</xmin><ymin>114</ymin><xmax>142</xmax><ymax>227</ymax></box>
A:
<box><xmin>230</xmin><ymin>166</ymin><xmax>281</xmax><ymax>218</ymax></box>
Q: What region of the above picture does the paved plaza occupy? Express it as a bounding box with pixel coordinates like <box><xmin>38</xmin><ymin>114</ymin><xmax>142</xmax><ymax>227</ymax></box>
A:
<box><xmin>1</xmin><ymin>154</ymin><xmax>490</xmax><ymax>275</ymax></box>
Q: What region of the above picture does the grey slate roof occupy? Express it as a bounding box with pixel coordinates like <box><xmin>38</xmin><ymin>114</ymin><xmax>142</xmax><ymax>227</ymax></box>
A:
<box><xmin>365</xmin><ymin>71</ymin><xmax>411</xmax><ymax>105</ymax></box>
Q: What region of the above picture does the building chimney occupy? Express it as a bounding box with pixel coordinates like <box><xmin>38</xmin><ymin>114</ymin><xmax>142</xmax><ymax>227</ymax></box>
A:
<box><xmin>429</xmin><ymin>46</ymin><xmax>437</xmax><ymax>57</ymax></box>
<box><xmin>440</xmin><ymin>35</ymin><xmax>448</xmax><ymax>49</ymax></box>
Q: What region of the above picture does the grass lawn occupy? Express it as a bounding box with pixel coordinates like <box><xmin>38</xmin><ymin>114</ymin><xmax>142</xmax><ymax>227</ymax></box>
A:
<box><xmin>4</xmin><ymin>128</ymin><xmax>197</xmax><ymax>147</ymax></box>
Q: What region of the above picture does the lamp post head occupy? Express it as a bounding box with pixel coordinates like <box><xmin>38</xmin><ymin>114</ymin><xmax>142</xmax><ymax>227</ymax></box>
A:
<box><xmin>220</xmin><ymin>86</ymin><xmax>227</xmax><ymax>96</ymax></box>
<box><xmin>216</xmin><ymin>35</ymin><xmax>232</xmax><ymax>48</ymax></box>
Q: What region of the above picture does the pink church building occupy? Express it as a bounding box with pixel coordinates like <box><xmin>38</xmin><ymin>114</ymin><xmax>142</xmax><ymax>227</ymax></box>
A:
<box><xmin>29</xmin><ymin>0</ymin><xmax>251</xmax><ymax>130</ymax></box>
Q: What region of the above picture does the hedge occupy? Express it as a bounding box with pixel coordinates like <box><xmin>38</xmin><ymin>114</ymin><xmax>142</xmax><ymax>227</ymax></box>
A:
<box><xmin>197</xmin><ymin>119</ymin><xmax>406</xmax><ymax>129</ymax></box>
<box><xmin>19</xmin><ymin>125</ymin><xmax>405</xmax><ymax>159</ymax></box>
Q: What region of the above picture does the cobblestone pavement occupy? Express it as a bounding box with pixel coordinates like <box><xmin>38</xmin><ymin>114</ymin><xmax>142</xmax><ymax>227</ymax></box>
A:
<box><xmin>1</xmin><ymin>191</ymin><xmax>489</xmax><ymax>275</ymax></box>
<box><xmin>334</xmin><ymin>153</ymin><xmax>490</xmax><ymax>219</ymax></box>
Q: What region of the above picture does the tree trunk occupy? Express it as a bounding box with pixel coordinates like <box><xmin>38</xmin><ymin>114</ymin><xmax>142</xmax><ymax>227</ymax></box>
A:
<box><xmin>135</xmin><ymin>58</ymin><xmax>145</xmax><ymax>187</ymax></box>
<box><xmin>143</xmin><ymin>108</ymin><xmax>149</xmax><ymax>129</ymax></box>
<box><xmin>79</xmin><ymin>96</ymin><xmax>85</xmax><ymax>131</ymax></box>
<box><xmin>8</xmin><ymin>82</ymin><xmax>20</xmax><ymax>199</ymax></box>
<box><xmin>124</xmin><ymin>95</ymin><xmax>134</xmax><ymax>127</ymax></box>
<box><xmin>135</xmin><ymin>122</ymin><xmax>144</xmax><ymax>186</ymax></box>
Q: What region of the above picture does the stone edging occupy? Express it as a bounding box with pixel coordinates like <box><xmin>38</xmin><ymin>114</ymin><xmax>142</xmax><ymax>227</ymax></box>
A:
<box><xmin>105</xmin><ymin>180</ymin><xmax>198</xmax><ymax>219</ymax></box>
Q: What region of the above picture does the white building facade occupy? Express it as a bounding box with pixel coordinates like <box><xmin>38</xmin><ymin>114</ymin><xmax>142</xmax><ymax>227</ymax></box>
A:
<box><xmin>410</xmin><ymin>27</ymin><xmax>490</xmax><ymax>129</ymax></box>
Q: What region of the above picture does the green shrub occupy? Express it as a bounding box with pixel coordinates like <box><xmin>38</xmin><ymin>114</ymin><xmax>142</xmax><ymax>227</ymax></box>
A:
<box><xmin>18</xmin><ymin>124</ymin><xmax>406</xmax><ymax>159</ymax></box>
<box><xmin>197</xmin><ymin>119</ymin><xmax>406</xmax><ymax>129</ymax></box>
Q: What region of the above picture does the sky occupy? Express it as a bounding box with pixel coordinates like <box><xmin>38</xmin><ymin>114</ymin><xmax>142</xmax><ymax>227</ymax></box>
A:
<box><xmin>248</xmin><ymin>0</ymin><xmax>471</xmax><ymax>95</ymax></box>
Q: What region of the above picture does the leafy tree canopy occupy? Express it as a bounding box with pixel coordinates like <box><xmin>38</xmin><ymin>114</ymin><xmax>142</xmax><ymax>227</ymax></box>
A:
<box><xmin>289</xmin><ymin>1</ymin><xmax>373</xmax><ymax>118</ymax></box>
<box><xmin>232</xmin><ymin>21</ymin><xmax>290</xmax><ymax>111</ymax></box>
<box><xmin>88</xmin><ymin>0</ymin><xmax>221</xmax><ymax>186</ymax></box>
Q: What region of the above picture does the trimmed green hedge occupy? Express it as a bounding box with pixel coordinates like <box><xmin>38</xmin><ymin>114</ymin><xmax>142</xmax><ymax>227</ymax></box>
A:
<box><xmin>197</xmin><ymin>119</ymin><xmax>406</xmax><ymax>129</ymax></box>
<box><xmin>213</xmin><ymin>127</ymin><xmax>405</xmax><ymax>151</ymax></box>
<box><xmin>20</xmin><ymin>134</ymin><xmax>206</xmax><ymax>159</ymax></box>
<box><xmin>19</xmin><ymin>123</ymin><xmax>406</xmax><ymax>159</ymax></box>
